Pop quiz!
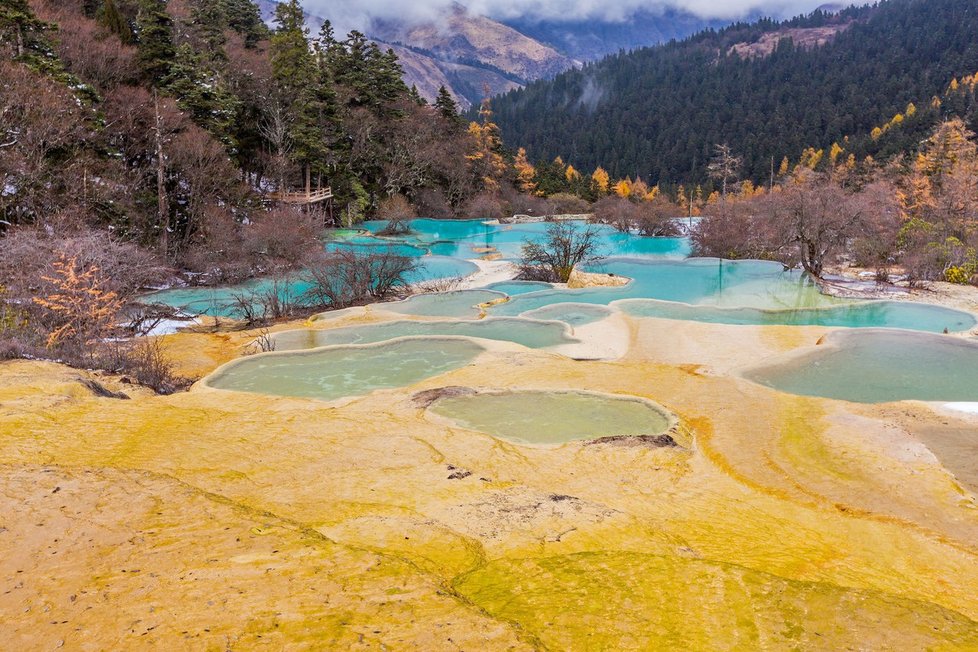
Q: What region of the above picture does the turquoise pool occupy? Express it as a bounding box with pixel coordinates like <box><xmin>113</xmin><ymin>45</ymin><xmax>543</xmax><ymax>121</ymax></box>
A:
<box><xmin>744</xmin><ymin>330</ymin><xmax>978</xmax><ymax>403</ymax></box>
<box><xmin>379</xmin><ymin>289</ymin><xmax>506</xmax><ymax>319</ymax></box>
<box><xmin>617</xmin><ymin>299</ymin><xmax>976</xmax><ymax>333</ymax></box>
<box><xmin>359</xmin><ymin>218</ymin><xmax>690</xmax><ymax>260</ymax></box>
<box><xmin>520</xmin><ymin>303</ymin><xmax>615</xmax><ymax>327</ymax></box>
<box><xmin>272</xmin><ymin>318</ymin><xmax>579</xmax><ymax>351</ymax></box>
<box><xmin>144</xmin><ymin>255</ymin><xmax>478</xmax><ymax>318</ymax></box>
<box><xmin>143</xmin><ymin>218</ymin><xmax>977</xmax><ymax>335</ymax></box>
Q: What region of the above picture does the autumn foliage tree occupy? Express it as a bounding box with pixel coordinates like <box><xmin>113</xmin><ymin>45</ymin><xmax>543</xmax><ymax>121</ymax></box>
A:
<box><xmin>467</xmin><ymin>97</ymin><xmax>507</xmax><ymax>193</ymax></box>
<box><xmin>33</xmin><ymin>254</ymin><xmax>124</xmax><ymax>351</ymax></box>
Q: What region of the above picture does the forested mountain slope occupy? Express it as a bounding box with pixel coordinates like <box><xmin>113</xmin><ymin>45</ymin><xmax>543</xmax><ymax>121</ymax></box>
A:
<box><xmin>256</xmin><ymin>1</ymin><xmax>721</xmax><ymax>109</ymax></box>
<box><xmin>489</xmin><ymin>0</ymin><xmax>978</xmax><ymax>184</ymax></box>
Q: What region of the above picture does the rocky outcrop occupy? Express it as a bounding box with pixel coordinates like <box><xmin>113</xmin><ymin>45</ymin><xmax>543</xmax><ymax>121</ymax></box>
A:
<box><xmin>566</xmin><ymin>269</ymin><xmax>630</xmax><ymax>289</ymax></box>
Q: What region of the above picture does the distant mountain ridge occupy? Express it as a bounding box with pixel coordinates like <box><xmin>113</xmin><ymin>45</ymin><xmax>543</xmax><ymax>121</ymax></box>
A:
<box><xmin>256</xmin><ymin>1</ymin><xmax>719</xmax><ymax>108</ymax></box>
<box><xmin>487</xmin><ymin>0</ymin><xmax>978</xmax><ymax>185</ymax></box>
<box><xmin>502</xmin><ymin>9</ymin><xmax>731</xmax><ymax>62</ymax></box>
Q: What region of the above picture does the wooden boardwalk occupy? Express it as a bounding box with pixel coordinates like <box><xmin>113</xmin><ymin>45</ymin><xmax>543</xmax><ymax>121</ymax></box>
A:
<box><xmin>266</xmin><ymin>187</ymin><xmax>333</xmax><ymax>205</ymax></box>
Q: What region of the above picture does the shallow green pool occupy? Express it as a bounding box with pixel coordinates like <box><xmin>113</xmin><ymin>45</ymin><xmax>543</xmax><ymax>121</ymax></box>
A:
<box><xmin>744</xmin><ymin>330</ymin><xmax>978</xmax><ymax>403</ymax></box>
<box><xmin>429</xmin><ymin>390</ymin><xmax>673</xmax><ymax>445</ymax></box>
<box><xmin>618</xmin><ymin>299</ymin><xmax>976</xmax><ymax>333</ymax></box>
<box><xmin>381</xmin><ymin>289</ymin><xmax>507</xmax><ymax>318</ymax></box>
<box><xmin>272</xmin><ymin>318</ymin><xmax>578</xmax><ymax>351</ymax></box>
<box><xmin>520</xmin><ymin>303</ymin><xmax>614</xmax><ymax>327</ymax></box>
<box><xmin>485</xmin><ymin>281</ymin><xmax>554</xmax><ymax>295</ymax></box>
<box><xmin>205</xmin><ymin>338</ymin><xmax>484</xmax><ymax>401</ymax></box>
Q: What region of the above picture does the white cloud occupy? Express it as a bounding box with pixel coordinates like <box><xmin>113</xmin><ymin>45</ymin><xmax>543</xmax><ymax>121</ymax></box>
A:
<box><xmin>300</xmin><ymin>0</ymin><xmax>832</xmax><ymax>32</ymax></box>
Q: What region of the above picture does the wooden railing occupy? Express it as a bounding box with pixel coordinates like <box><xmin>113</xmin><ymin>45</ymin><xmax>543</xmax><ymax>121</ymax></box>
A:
<box><xmin>266</xmin><ymin>187</ymin><xmax>333</xmax><ymax>205</ymax></box>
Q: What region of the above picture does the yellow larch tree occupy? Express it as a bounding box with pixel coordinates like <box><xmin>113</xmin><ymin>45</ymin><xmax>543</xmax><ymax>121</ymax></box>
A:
<box><xmin>513</xmin><ymin>147</ymin><xmax>537</xmax><ymax>194</ymax></box>
<box><xmin>630</xmin><ymin>177</ymin><xmax>649</xmax><ymax>199</ymax></box>
<box><xmin>676</xmin><ymin>184</ymin><xmax>688</xmax><ymax>213</ymax></box>
<box><xmin>829</xmin><ymin>142</ymin><xmax>844</xmax><ymax>167</ymax></box>
<box><xmin>612</xmin><ymin>177</ymin><xmax>632</xmax><ymax>198</ymax></box>
<box><xmin>591</xmin><ymin>167</ymin><xmax>610</xmax><ymax>194</ymax></box>
<box><xmin>565</xmin><ymin>164</ymin><xmax>581</xmax><ymax>183</ymax></box>
<box><xmin>466</xmin><ymin>97</ymin><xmax>507</xmax><ymax>192</ymax></box>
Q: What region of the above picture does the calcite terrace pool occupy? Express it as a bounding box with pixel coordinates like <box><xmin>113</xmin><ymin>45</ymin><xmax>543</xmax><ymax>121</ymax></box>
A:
<box><xmin>4</xmin><ymin>217</ymin><xmax>978</xmax><ymax>649</ymax></box>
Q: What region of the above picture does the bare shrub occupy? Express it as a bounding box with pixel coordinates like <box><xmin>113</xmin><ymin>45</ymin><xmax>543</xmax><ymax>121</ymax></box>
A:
<box><xmin>503</xmin><ymin>187</ymin><xmax>553</xmax><ymax>218</ymax></box>
<box><xmin>413</xmin><ymin>187</ymin><xmax>454</xmax><ymax>219</ymax></box>
<box><xmin>462</xmin><ymin>192</ymin><xmax>506</xmax><ymax>220</ymax></box>
<box><xmin>244</xmin><ymin>328</ymin><xmax>276</xmax><ymax>355</ymax></box>
<box><xmin>548</xmin><ymin>193</ymin><xmax>591</xmax><ymax>215</ymax></box>
<box><xmin>178</xmin><ymin>206</ymin><xmax>253</xmax><ymax>282</ymax></box>
<box><xmin>33</xmin><ymin>3</ymin><xmax>140</xmax><ymax>89</ymax></box>
<box><xmin>592</xmin><ymin>196</ymin><xmax>639</xmax><ymax>232</ymax></box>
<box><xmin>519</xmin><ymin>221</ymin><xmax>603</xmax><ymax>282</ymax></box>
<box><xmin>850</xmin><ymin>180</ymin><xmax>903</xmax><ymax>281</ymax></box>
<box><xmin>691</xmin><ymin>206</ymin><xmax>762</xmax><ymax>259</ymax></box>
<box><xmin>635</xmin><ymin>197</ymin><xmax>683</xmax><ymax>237</ymax></box>
<box><xmin>104</xmin><ymin>338</ymin><xmax>184</xmax><ymax>394</ymax></box>
<box><xmin>229</xmin><ymin>276</ymin><xmax>302</xmax><ymax>326</ymax></box>
<box><xmin>244</xmin><ymin>207</ymin><xmax>322</xmax><ymax>271</ymax></box>
<box><xmin>304</xmin><ymin>249</ymin><xmax>420</xmax><ymax>308</ymax></box>
<box><xmin>1</xmin><ymin>227</ymin><xmax>165</xmax><ymax>301</ymax></box>
<box><xmin>376</xmin><ymin>195</ymin><xmax>416</xmax><ymax>235</ymax></box>
<box><xmin>413</xmin><ymin>275</ymin><xmax>465</xmax><ymax>293</ymax></box>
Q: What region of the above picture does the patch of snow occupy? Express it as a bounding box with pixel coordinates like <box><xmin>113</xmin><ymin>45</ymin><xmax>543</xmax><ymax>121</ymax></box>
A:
<box><xmin>942</xmin><ymin>402</ymin><xmax>978</xmax><ymax>415</ymax></box>
<box><xmin>143</xmin><ymin>318</ymin><xmax>199</xmax><ymax>337</ymax></box>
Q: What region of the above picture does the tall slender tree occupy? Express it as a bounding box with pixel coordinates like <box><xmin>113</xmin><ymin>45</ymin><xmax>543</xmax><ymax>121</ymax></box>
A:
<box><xmin>270</xmin><ymin>0</ymin><xmax>329</xmax><ymax>192</ymax></box>
<box><xmin>135</xmin><ymin>0</ymin><xmax>175</xmax><ymax>84</ymax></box>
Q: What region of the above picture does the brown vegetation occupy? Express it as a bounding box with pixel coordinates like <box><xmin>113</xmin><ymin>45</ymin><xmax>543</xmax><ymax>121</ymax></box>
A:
<box><xmin>592</xmin><ymin>196</ymin><xmax>682</xmax><ymax>237</ymax></box>
<box><xmin>519</xmin><ymin>221</ymin><xmax>603</xmax><ymax>282</ymax></box>
<box><xmin>692</xmin><ymin>119</ymin><xmax>978</xmax><ymax>285</ymax></box>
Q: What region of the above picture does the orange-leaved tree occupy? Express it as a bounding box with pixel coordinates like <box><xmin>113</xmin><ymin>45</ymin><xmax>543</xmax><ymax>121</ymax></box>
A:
<box><xmin>33</xmin><ymin>254</ymin><xmax>124</xmax><ymax>349</ymax></box>
<box><xmin>513</xmin><ymin>147</ymin><xmax>538</xmax><ymax>194</ymax></box>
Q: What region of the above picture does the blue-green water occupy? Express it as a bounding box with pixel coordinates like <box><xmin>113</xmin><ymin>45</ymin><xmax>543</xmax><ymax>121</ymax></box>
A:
<box><xmin>272</xmin><ymin>318</ymin><xmax>578</xmax><ymax>351</ymax></box>
<box><xmin>205</xmin><ymin>338</ymin><xmax>484</xmax><ymax>401</ymax></box>
<box><xmin>380</xmin><ymin>289</ymin><xmax>506</xmax><ymax>318</ymax></box>
<box><xmin>143</xmin><ymin>218</ymin><xmax>976</xmax><ymax>334</ymax></box>
<box><xmin>143</xmin><ymin>255</ymin><xmax>477</xmax><ymax>318</ymax></box>
<box><xmin>744</xmin><ymin>330</ymin><xmax>978</xmax><ymax>403</ymax></box>
<box><xmin>360</xmin><ymin>219</ymin><xmax>690</xmax><ymax>260</ymax></box>
<box><xmin>618</xmin><ymin>299</ymin><xmax>975</xmax><ymax>334</ymax></box>
<box><xmin>520</xmin><ymin>303</ymin><xmax>614</xmax><ymax>327</ymax></box>
<box><xmin>428</xmin><ymin>390</ymin><xmax>673</xmax><ymax>445</ymax></box>
<box><xmin>485</xmin><ymin>281</ymin><xmax>554</xmax><ymax>295</ymax></box>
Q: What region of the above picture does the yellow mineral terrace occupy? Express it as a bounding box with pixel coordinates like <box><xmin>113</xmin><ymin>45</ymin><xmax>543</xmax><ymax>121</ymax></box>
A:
<box><xmin>1</xmin><ymin>310</ymin><xmax>977</xmax><ymax>649</ymax></box>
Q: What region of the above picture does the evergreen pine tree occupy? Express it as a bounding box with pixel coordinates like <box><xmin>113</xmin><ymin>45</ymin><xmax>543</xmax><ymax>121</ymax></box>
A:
<box><xmin>434</xmin><ymin>86</ymin><xmax>463</xmax><ymax>126</ymax></box>
<box><xmin>408</xmin><ymin>84</ymin><xmax>425</xmax><ymax>106</ymax></box>
<box><xmin>191</xmin><ymin>0</ymin><xmax>227</xmax><ymax>61</ymax></box>
<box><xmin>0</xmin><ymin>0</ymin><xmax>49</xmax><ymax>61</ymax></box>
<box><xmin>220</xmin><ymin>0</ymin><xmax>268</xmax><ymax>47</ymax></box>
<box><xmin>135</xmin><ymin>0</ymin><xmax>175</xmax><ymax>85</ymax></box>
<box><xmin>162</xmin><ymin>43</ymin><xmax>239</xmax><ymax>146</ymax></box>
<box><xmin>271</xmin><ymin>0</ymin><xmax>329</xmax><ymax>192</ymax></box>
<box><xmin>98</xmin><ymin>0</ymin><xmax>133</xmax><ymax>45</ymax></box>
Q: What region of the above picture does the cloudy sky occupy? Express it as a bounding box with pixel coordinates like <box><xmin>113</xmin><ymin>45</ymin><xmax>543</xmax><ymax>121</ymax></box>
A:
<box><xmin>301</xmin><ymin>0</ymin><xmax>835</xmax><ymax>30</ymax></box>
